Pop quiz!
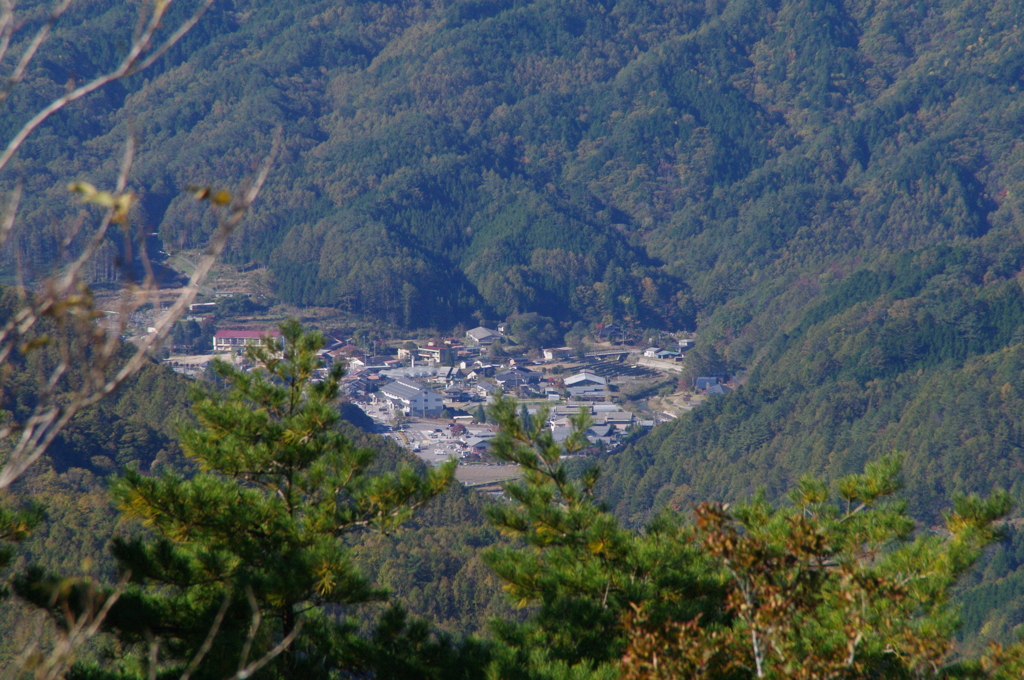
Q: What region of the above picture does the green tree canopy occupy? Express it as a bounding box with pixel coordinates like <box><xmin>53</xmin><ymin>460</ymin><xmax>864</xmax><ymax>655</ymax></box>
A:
<box><xmin>483</xmin><ymin>396</ymin><xmax>724</xmax><ymax>678</ymax></box>
<box><xmin>482</xmin><ymin>394</ymin><xmax>1023</xmax><ymax>680</ymax></box>
<box><xmin>17</xmin><ymin>321</ymin><xmax>455</xmax><ymax>679</ymax></box>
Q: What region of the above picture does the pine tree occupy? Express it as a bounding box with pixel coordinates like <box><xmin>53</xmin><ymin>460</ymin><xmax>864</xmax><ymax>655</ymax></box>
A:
<box><xmin>19</xmin><ymin>321</ymin><xmax>455</xmax><ymax>679</ymax></box>
<box><xmin>483</xmin><ymin>394</ymin><xmax>723</xmax><ymax>679</ymax></box>
<box><xmin>620</xmin><ymin>457</ymin><xmax>1016</xmax><ymax>680</ymax></box>
<box><xmin>482</xmin><ymin>397</ymin><xmax>1024</xmax><ymax>680</ymax></box>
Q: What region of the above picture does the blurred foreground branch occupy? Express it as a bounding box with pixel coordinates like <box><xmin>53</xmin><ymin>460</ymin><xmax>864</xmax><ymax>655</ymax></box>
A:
<box><xmin>0</xmin><ymin>0</ymin><xmax>277</xmax><ymax>487</ymax></box>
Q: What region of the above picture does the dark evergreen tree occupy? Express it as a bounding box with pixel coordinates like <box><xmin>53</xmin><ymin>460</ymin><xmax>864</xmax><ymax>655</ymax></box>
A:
<box><xmin>18</xmin><ymin>321</ymin><xmax>456</xmax><ymax>679</ymax></box>
<box><xmin>483</xmin><ymin>395</ymin><xmax>723</xmax><ymax>679</ymax></box>
<box><xmin>0</xmin><ymin>504</ymin><xmax>44</xmax><ymax>599</ymax></box>
<box><xmin>482</xmin><ymin>395</ymin><xmax>1024</xmax><ymax>679</ymax></box>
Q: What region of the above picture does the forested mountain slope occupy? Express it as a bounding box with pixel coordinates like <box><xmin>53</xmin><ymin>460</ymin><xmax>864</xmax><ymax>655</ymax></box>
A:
<box><xmin>8</xmin><ymin>0</ymin><xmax>1024</xmax><ymax>647</ymax></box>
<box><xmin>598</xmin><ymin>251</ymin><xmax>1024</xmax><ymax>525</ymax></box>
<box><xmin>6</xmin><ymin>0</ymin><xmax>1019</xmax><ymax>331</ymax></box>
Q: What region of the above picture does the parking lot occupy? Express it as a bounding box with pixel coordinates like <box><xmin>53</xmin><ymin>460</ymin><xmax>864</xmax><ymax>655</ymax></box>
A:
<box><xmin>355</xmin><ymin>402</ymin><xmax>521</xmax><ymax>486</ymax></box>
<box><xmin>408</xmin><ymin>429</ymin><xmax>465</xmax><ymax>464</ymax></box>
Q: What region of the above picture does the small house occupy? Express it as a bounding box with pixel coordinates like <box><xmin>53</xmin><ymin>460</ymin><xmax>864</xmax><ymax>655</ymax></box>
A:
<box><xmin>466</xmin><ymin>326</ymin><xmax>501</xmax><ymax>346</ymax></box>
<box><xmin>695</xmin><ymin>376</ymin><xmax>720</xmax><ymax>391</ymax></box>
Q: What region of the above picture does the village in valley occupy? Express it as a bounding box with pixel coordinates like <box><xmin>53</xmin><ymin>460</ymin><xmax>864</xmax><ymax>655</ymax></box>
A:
<box><xmin>109</xmin><ymin>255</ymin><xmax>733</xmax><ymax>488</ymax></box>
<box><xmin>138</xmin><ymin>288</ymin><xmax>735</xmax><ymax>488</ymax></box>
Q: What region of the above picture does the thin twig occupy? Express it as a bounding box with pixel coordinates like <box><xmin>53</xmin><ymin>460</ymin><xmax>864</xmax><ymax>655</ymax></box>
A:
<box><xmin>238</xmin><ymin>586</ymin><xmax>262</xmax><ymax>674</ymax></box>
<box><xmin>179</xmin><ymin>593</ymin><xmax>232</xmax><ymax>680</ymax></box>
<box><xmin>0</xmin><ymin>129</ymin><xmax>280</xmax><ymax>490</ymax></box>
<box><xmin>0</xmin><ymin>0</ymin><xmax>215</xmax><ymax>174</ymax></box>
<box><xmin>228</xmin><ymin>620</ymin><xmax>303</xmax><ymax>680</ymax></box>
<box><xmin>0</xmin><ymin>0</ymin><xmax>16</xmax><ymax>69</ymax></box>
<box><xmin>0</xmin><ymin>0</ymin><xmax>75</xmax><ymax>104</ymax></box>
<box><xmin>37</xmin><ymin>578</ymin><xmax>128</xmax><ymax>680</ymax></box>
<box><xmin>0</xmin><ymin>181</ymin><xmax>19</xmax><ymax>250</ymax></box>
<box><xmin>147</xmin><ymin>630</ymin><xmax>160</xmax><ymax>680</ymax></box>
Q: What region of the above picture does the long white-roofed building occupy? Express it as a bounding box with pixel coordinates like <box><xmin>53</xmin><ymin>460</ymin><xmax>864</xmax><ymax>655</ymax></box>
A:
<box><xmin>212</xmin><ymin>329</ymin><xmax>282</xmax><ymax>352</ymax></box>
<box><xmin>380</xmin><ymin>379</ymin><xmax>444</xmax><ymax>417</ymax></box>
<box><xmin>564</xmin><ymin>371</ymin><xmax>607</xmax><ymax>387</ymax></box>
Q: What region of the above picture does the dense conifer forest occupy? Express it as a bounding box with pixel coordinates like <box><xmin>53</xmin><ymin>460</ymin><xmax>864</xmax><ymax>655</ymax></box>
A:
<box><xmin>6</xmin><ymin>0</ymin><xmax>1024</xmax><ymax>675</ymax></box>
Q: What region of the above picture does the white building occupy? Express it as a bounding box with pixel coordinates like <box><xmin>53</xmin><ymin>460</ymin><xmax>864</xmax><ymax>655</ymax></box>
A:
<box><xmin>543</xmin><ymin>347</ymin><xmax>573</xmax><ymax>361</ymax></box>
<box><xmin>380</xmin><ymin>379</ymin><xmax>445</xmax><ymax>417</ymax></box>
<box><xmin>212</xmin><ymin>329</ymin><xmax>282</xmax><ymax>352</ymax></box>
<box><xmin>564</xmin><ymin>371</ymin><xmax>607</xmax><ymax>387</ymax></box>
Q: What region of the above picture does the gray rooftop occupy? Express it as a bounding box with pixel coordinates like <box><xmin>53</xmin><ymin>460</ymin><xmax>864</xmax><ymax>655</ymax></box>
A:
<box><xmin>382</xmin><ymin>379</ymin><xmax>431</xmax><ymax>401</ymax></box>
<box><xmin>467</xmin><ymin>326</ymin><xmax>501</xmax><ymax>340</ymax></box>
<box><xmin>565</xmin><ymin>371</ymin><xmax>608</xmax><ymax>386</ymax></box>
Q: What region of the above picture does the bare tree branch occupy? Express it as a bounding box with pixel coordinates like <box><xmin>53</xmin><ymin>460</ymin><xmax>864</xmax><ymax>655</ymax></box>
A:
<box><xmin>0</xmin><ymin>0</ymin><xmax>216</xmax><ymax>174</ymax></box>
<box><xmin>237</xmin><ymin>586</ymin><xmax>262</xmax><ymax>674</ymax></box>
<box><xmin>0</xmin><ymin>0</ymin><xmax>17</xmax><ymax>69</ymax></box>
<box><xmin>0</xmin><ymin>0</ymin><xmax>280</xmax><ymax>490</ymax></box>
<box><xmin>0</xmin><ymin>181</ymin><xmax>20</xmax><ymax>261</ymax></box>
<box><xmin>34</xmin><ymin>579</ymin><xmax>128</xmax><ymax>680</ymax></box>
<box><xmin>0</xmin><ymin>0</ymin><xmax>75</xmax><ymax>105</ymax></box>
<box><xmin>0</xmin><ymin>2</ymin><xmax>293</xmax><ymax>678</ymax></box>
<box><xmin>228</xmin><ymin>620</ymin><xmax>303</xmax><ymax>680</ymax></box>
<box><xmin>146</xmin><ymin>631</ymin><xmax>160</xmax><ymax>680</ymax></box>
<box><xmin>0</xmin><ymin>127</ymin><xmax>280</xmax><ymax>489</ymax></box>
<box><xmin>179</xmin><ymin>594</ymin><xmax>232</xmax><ymax>680</ymax></box>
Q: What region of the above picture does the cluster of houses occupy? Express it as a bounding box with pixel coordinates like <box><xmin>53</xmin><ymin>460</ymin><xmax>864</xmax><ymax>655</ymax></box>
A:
<box><xmin>156</xmin><ymin>322</ymin><xmax>745</xmax><ymax>467</ymax></box>
<box><xmin>302</xmin><ymin>325</ymin><xmax>662</xmax><ymax>454</ymax></box>
<box><xmin>412</xmin><ymin>399</ymin><xmax>650</xmax><ymax>462</ymax></box>
<box><xmin>547</xmin><ymin>402</ymin><xmax>653</xmax><ymax>449</ymax></box>
<box><xmin>171</xmin><ymin>325</ymin><xmax>722</xmax><ymax>441</ymax></box>
<box><xmin>341</xmin><ymin>362</ymin><xmax>620</xmax><ymax>421</ymax></box>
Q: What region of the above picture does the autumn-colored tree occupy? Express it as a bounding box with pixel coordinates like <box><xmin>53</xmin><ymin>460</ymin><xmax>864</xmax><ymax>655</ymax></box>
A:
<box><xmin>482</xmin><ymin>396</ymin><xmax>1023</xmax><ymax>680</ymax></box>
<box><xmin>621</xmin><ymin>456</ymin><xmax>1014</xmax><ymax>680</ymax></box>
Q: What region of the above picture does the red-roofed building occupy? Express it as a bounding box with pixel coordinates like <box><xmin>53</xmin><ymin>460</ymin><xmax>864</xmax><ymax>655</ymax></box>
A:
<box><xmin>212</xmin><ymin>329</ymin><xmax>282</xmax><ymax>352</ymax></box>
